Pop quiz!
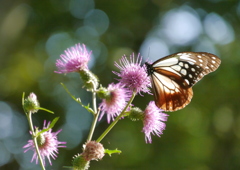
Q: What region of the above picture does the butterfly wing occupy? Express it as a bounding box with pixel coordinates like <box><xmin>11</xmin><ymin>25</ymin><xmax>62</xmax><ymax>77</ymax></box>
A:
<box><xmin>148</xmin><ymin>52</ymin><xmax>221</xmax><ymax>111</ymax></box>
<box><xmin>196</xmin><ymin>52</ymin><xmax>221</xmax><ymax>80</ymax></box>
<box><xmin>150</xmin><ymin>69</ymin><xmax>193</xmax><ymax>111</ymax></box>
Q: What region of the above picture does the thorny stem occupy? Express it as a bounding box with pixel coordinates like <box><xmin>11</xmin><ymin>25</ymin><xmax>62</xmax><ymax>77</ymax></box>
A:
<box><xmin>96</xmin><ymin>92</ymin><xmax>136</xmax><ymax>143</ymax></box>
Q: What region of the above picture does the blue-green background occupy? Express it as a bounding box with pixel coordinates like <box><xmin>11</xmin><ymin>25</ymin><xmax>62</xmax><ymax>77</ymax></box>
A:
<box><xmin>0</xmin><ymin>0</ymin><xmax>239</xmax><ymax>169</ymax></box>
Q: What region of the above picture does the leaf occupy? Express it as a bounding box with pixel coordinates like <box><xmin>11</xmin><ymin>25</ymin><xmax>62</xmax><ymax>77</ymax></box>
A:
<box><xmin>104</xmin><ymin>149</ymin><xmax>122</xmax><ymax>156</ymax></box>
<box><xmin>22</xmin><ymin>92</ymin><xmax>28</xmax><ymax>114</ymax></box>
<box><xmin>22</xmin><ymin>92</ymin><xmax>25</xmax><ymax>107</ymax></box>
<box><xmin>39</xmin><ymin>107</ymin><xmax>54</xmax><ymax>114</ymax></box>
<box><xmin>37</xmin><ymin>117</ymin><xmax>59</xmax><ymax>136</ymax></box>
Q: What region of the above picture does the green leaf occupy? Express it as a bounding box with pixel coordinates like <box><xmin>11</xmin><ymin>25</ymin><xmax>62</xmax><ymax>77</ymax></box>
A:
<box><xmin>37</xmin><ymin>117</ymin><xmax>59</xmax><ymax>136</ymax></box>
<box><xmin>38</xmin><ymin>107</ymin><xmax>54</xmax><ymax>114</ymax></box>
<box><xmin>104</xmin><ymin>149</ymin><xmax>122</xmax><ymax>156</ymax></box>
<box><xmin>48</xmin><ymin>117</ymin><xmax>59</xmax><ymax>129</ymax></box>
<box><xmin>22</xmin><ymin>92</ymin><xmax>25</xmax><ymax>107</ymax></box>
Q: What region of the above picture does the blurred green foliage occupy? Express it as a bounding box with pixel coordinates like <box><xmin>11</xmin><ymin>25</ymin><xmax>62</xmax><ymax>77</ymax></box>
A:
<box><xmin>0</xmin><ymin>0</ymin><xmax>240</xmax><ymax>169</ymax></box>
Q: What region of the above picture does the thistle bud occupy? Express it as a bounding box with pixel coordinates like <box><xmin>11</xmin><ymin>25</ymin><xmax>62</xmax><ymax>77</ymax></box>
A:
<box><xmin>128</xmin><ymin>107</ymin><xmax>144</xmax><ymax>121</ymax></box>
<box><xmin>82</xmin><ymin>141</ymin><xmax>105</xmax><ymax>161</ymax></box>
<box><xmin>79</xmin><ymin>69</ymin><xmax>99</xmax><ymax>91</ymax></box>
<box><xmin>96</xmin><ymin>86</ymin><xmax>110</xmax><ymax>100</ymax></box>
<box><xmin>23</xmin><ymin>93</ymin><xmax>40</xmax><ymax>113</ymax></box>
<box><xmin>72</xmin><ymin>154</ymin><xmax>90</xmax><ymax>170</ymax></box>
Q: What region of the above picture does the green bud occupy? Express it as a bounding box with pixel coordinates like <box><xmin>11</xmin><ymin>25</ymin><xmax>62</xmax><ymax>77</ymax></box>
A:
<box><xmin>79</xmin><ymin>69</ymin><xmax>99</xmax><ymax>91</ymax></box>
<box><xmin>23</xmin><ymin>93</ymin><xmax>40</xmax><ymax>113</ymax></box>
<box><xmin>72</xmin><ymin>154</ymin><xmax>90</xmax><ymax>170</ymax></box>
<box><xmin>96</xmin><ymin>86</ymin><xmax>110</xmax><ymax>100</ymax></box>
<box><xmin>37</xmin><ymin>133</ymin><xmax>46</xmax><ymax>146</ymax></box>
<box><xmin>128</xmin><ymin>107</ymin><xmax>144</xmax><ymax>121</ymax></box>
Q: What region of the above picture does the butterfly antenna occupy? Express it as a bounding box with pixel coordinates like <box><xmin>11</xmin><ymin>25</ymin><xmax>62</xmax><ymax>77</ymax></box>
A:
<box><xmin>145</xmin><ymin>47</ymin><xmax>152</xmax><ymax>64</ymax></box>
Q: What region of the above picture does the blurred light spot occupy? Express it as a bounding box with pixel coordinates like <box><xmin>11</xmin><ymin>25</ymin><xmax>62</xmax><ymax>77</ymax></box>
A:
<box><xmin>61</xmin><ymin>103</ymin><xmax>91</xmax><ymax>148</ymax></box>
<box><xmin>0</xmin><ymin>102</ymin><xmax>13</xmax><ymax>139</ymax></box>
<box><xmin>0</xmin><ymin>4</ymin><xmax>31</xmax><ymax>43</ymax></box>
<box><xmin>59</xmin><ymin>124</ymin><xmax>83</xmax><ymax>149</ymax></box>
<box><xmin>0</xmin><ymin>142</ymin><xmax>11</xmax><ymax>167</ymax></box>
<box><xmin>69</xmin><ymin>0</ymin><xmax>94</xmax><ymax>19</ymax></box>
<box><xmin>213</xmin><ymin>106</ymin><xmax>233</xmax><ymax>133</ymax></box>
<box><xmin>0</xmin><ymin>52</ymin><xmax>44</xmax><ymax>98</ymax></box>
<box><xmin>192</xmin><ymin>37</ymin><xmax>218</xmax><ymax>54</ymax></box>
<box><xmin>84</xmin><ymin>9</ymin><xmax>109</xmax><ymax>35</ymax></box>
<box><xmin>4</xmin><ymin>115</ymin><xmax>28</xmax><ymax>154</ymax></box>
<box><xmin>45</xmin><ymin>32</ymin><xmax>73</xmax><ymax>59</ymax></box>
<box><xmin>140</xmin><ymin>37</ymin><xmax>169</xmax><ymax>61</ymax></box>
<box><xmin>203</xmin><ymin>13</ymin><xmax>234</xmax><ymax>45</ymax></box>
<box><xmin>15</xmin><ymin>150</ymin><xmax>40</xmax><ymax>170</ymax></box>
<box><xmin>161</xmin><ymin>7</ymin><xmax>202</xmax><ymax>46</ymax></box>
<box><xmin>86</xmin><ymin>41</ymin><xmax>108</xmax><ymax>66</ymax></box>
<box><xmin>0</xmin><ymin>102</ymin><xmax>28</xmax><ymax>167</ymax></box>
<box><xmin>75</xmin><ymin>26</ymin><xmax>99</xmax><ymax>43</ymax></box>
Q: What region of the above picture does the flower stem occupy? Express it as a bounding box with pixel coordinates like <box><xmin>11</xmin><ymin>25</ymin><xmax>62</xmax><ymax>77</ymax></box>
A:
<box><xmin>61</xmin><ymin>83</ymin><xmax>95</xmax><ymax>115</ymax></box>
<box><xmin>27</xmin><ymin>112</ymin><xmax>45</xmax><ymax>170</ymax></box>
<box><xmin>96</xmin><ymin>92</ymin><xmax>136</xmax><ymax>143</ymax></box>
<box><xmin>86</xmin><ymin>91</ymin><xmax>99</xmax><ymax>141</ymax></box>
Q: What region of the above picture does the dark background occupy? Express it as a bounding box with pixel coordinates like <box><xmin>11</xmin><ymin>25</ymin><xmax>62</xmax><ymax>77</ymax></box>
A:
<box><xmin>0</xmin><ymin>0</ymin><xmax>239</xmax><ymax>170</ymax></box>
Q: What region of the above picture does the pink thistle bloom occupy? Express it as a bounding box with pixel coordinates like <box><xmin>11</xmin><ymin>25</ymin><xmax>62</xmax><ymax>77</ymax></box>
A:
<box><xmin>55</xmin><ymin>43</ymin><xmax>91</xmax><ymax>74</ymax></box>
<box><xmin>142</xmin><ymin>101</ymin><xmax>168</xmax><ymax>143</ymax></box>
<box><xmin>99</xmin><ymin>83</ymin><xmax>131</xmax><ymax>123</ymax></box>
<box><xmin>23</xmin><ymin>120</ymin><xmax>66</xmax><ymax>165</ymax></box>
<box><xmin>113</xmin><ymin>53</ymin><xmax>151</xmax><ymax>95</ymax></box>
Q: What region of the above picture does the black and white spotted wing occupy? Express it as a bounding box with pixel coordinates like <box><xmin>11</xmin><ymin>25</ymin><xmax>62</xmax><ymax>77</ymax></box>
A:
<box><xmin>145</xmin><ymin>52</ymin><xmax>221</xmax><ymax>112</ymax></box>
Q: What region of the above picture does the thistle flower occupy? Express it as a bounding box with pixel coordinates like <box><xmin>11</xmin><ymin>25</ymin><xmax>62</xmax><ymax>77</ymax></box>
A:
<box><xmin>23</xmin><ymin>120</ymin><xmax>66</xmax><ymax>165</ymax></box>
<box><xmin>113</xmin><ymin>53</ymin><xmax>151</xmax><ymax>94</ymax></box>
<box><xmin>142</xmin><ymin>101</ymin><xmax>168</xmax><ymax>143</ymax></box>
<box><xmin>98</xmin><ymin>83</ymin><xmax>130</xmax><ymax>123</ymax></box>
<box><xmin>55</xmin><ymin>43</ymin><xmax>91</xmax><ymax>74</ymax></box>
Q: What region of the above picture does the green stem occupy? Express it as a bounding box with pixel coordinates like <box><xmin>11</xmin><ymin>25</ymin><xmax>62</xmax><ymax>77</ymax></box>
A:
<box><xmin>86</xmin><ymin>91</ymin><xmax>99</xmax><ymax>141</ymax></box>
<box><xmin>27</xmin><ymin>112</ymin><xmax>45</xmax><ymax>170</ymax></box>
<box><xmin>96</xmin><ymin>92</ymin><xmax>136</xmax><ymax>143</ymax></box>
<box><xmin>61</xmin><ymin>83</ymin><xmax>95</xmax><ymax>115</ymax></box>
<box><xmin>92</xmin><ymin>90</ymin><xmax>97</xmax><ymax>114</ymax></box>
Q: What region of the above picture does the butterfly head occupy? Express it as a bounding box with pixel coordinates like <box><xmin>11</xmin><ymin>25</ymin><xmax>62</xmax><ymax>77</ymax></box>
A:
<box><xmin>144</xmin><ymin>62</ymin><xmax>153</xmax><ymax>76</ymax></box>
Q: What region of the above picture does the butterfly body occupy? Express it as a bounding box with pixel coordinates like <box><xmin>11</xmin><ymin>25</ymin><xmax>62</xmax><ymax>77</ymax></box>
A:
<box><xmin>145</xmin><ymin>52</ymin><xmax>221</xmax><ymax>112</ymax></box>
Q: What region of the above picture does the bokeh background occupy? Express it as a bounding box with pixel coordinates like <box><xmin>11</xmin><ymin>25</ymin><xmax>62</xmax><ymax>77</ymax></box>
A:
<box><xmin>0</xmin><ymin>0</ymin><xmax>239</xmax><ymax>169</ymax></box>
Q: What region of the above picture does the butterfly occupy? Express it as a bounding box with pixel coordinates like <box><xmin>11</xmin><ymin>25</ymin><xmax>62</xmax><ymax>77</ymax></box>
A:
<box><xmin>145</xmin><ymin>52</ymin><xmax>221</xmax><ymax>112</ymax></box>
